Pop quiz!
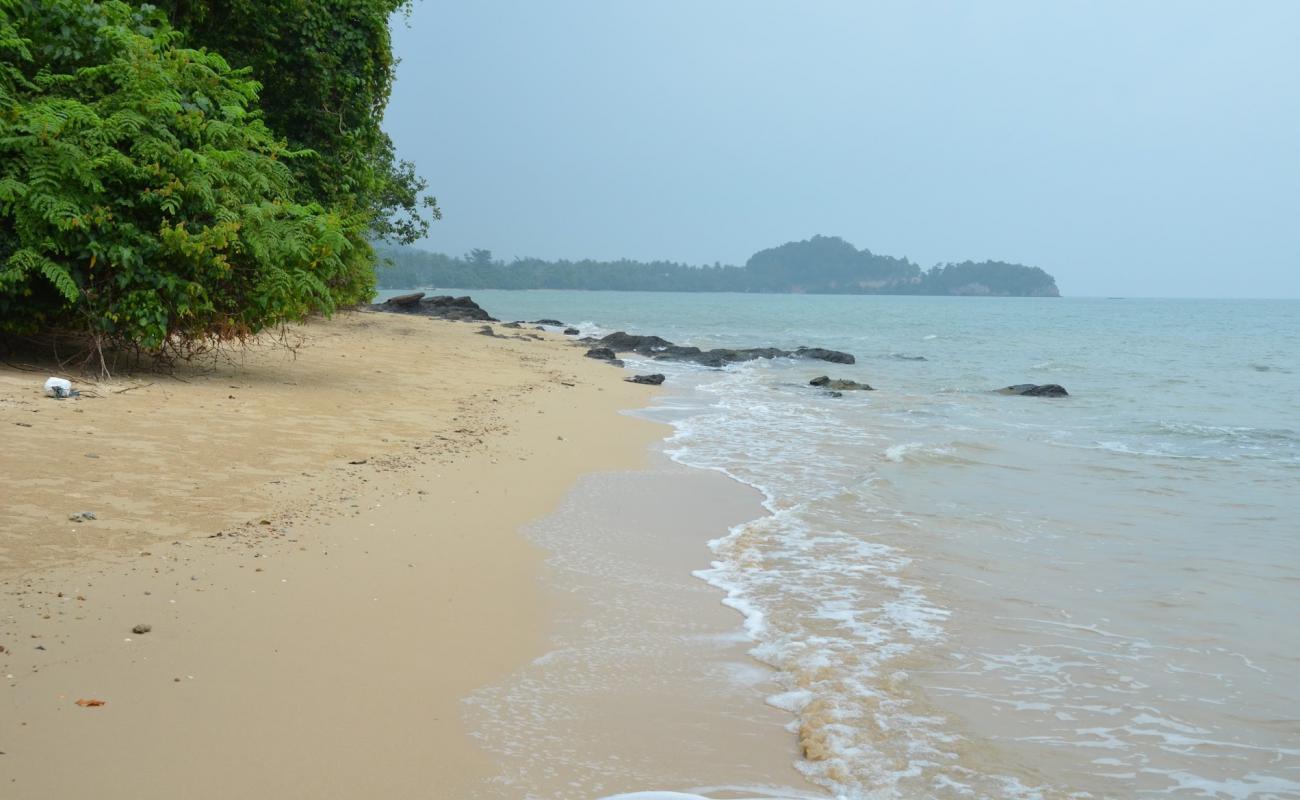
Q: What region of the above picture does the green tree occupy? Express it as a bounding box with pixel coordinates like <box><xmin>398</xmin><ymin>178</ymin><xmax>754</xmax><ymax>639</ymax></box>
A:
<box><xmin>0</xmin><ymin>0</ymin><xmax>373</xmax><ymax>364</ymax></box>
<box><xmin>153</xmin><ymin>0</ymin><xmax>438</xmax><ymax>245</ymax></box>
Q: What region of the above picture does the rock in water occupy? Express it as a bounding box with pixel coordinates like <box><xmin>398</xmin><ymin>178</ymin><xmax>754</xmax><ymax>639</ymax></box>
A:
<box><xmin>563</xmin><ymin>328</ymin><xmax>580</xmax><ymax>335</ymax></box>
<box><xmin>532</xmin><ymin>319</ymin><xmax>565</xmax><ymax>326</ymax></box>
<box><xmin>1021</xmin><ymin>383</ymin><xmax>1069</xmax><ymax>397</ymax></box>
<box><xmin>998</xmin><ymin>383</ymin><xmax>1069</xmax><ymax>397</ymax></box>
<box><xmin>810</xmin><ymin>376</ymin><xmax>874</xmax><ymax>391</ymax></box>
<box><xmin>795</xmin><ymin>347</ymin><xmax>856</xmax><ymax>365</ymax></box>
<box><xmin>598</xmin><ymin>331</ymin><xmax>677</xmax><ymax>353</ymax></box>
<box><xmin>625</xmin><ymin>374</ymin><xmax>666</xmax><ymax>385</ymax></box>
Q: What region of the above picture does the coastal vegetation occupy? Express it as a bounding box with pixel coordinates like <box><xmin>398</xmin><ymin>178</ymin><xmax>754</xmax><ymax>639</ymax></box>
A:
<box><xmin>377</xmin><ymin>235</ymin><xmax>1061</xmax><ymax>296</ymax></box>
<box><xmin>0</xmin><ymin>0</ymin><xmax>431</xmax><ymax>365</ymax></box>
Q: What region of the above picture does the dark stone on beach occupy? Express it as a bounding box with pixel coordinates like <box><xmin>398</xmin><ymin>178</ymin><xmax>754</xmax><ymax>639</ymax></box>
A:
<box><xmin>809</xmin><ymin>376</ymin><xmax>874</xmax><ymax>391</ymax></box>
<box><xmin>795</xmin><ymin>347</ymin><xmax>856</xmax><ymax>365</ymax></box>
<box><xmin>532</xmin><ymin>319</ymin><xmax>564</xmax><ymax>326</ymax></box>
<box><xmin>372</xmin><ymin>294</ymin><xmax>496</xmax><ymax>322</ymax></box>
<box><xmin>382</xmin><ymin>292</ymin><xmax>425</xmax><ymax>307</ymax></box>
<box><xmin>132</xmin><ymin>624</ymin><xmax>152</xmax><ymax>635</ymax></box>
<box><xmin>626</xmin><ymin>374</ymin><xmax>665</xmax><ymax>386</ymax></box>
<box><xmin>585</xmin><ymin>347</ymin><xmax>619</xmax><ymax>361</ymax></box>
<box><xmin>563</xmin><ymin>328</ymin><xmax>580</xmax><ymax>335</ymax></box>
<box><xmin>475</xmin><ymin>325</ymin><xmax>498</xmax><ymax>337</ymax></box>
<box><xmin>999</xmin><ymin>383</ymin><xmax>1069</xmax><ymax>397</ymax></box>
<box><xmin>501</xmin><ymin>321</ymin><xmax>523</xmax><ymax>329</ymax></box>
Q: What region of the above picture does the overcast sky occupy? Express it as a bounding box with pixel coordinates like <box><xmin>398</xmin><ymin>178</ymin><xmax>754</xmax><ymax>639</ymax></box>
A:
<box><xmin>385</xmin><ymin>1</ymin><xmax>1299</xmax><ymax>298</ymax></box>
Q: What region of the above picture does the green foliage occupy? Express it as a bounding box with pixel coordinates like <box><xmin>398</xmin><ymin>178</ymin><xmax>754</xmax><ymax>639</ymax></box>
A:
<box><xmin>375</xmin><ymin>236</ymin><xmax>1061</xmax><ymax>297</ymax></box>
<box><xmin>0</xmin><ymin>0</ymin><xmax>375</xmax><ymax>354</ymax></box>
<box><xmin>153</xmin><ymin>0</ymin><xmax>438</xmax><ymax>245</ymax></box>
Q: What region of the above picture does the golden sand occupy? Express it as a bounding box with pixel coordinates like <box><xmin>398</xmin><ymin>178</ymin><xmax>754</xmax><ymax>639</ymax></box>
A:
<box><xmin>0</xmin><ymin>311</ymin><xmax>665</xmax><ymax>798</ymax></box>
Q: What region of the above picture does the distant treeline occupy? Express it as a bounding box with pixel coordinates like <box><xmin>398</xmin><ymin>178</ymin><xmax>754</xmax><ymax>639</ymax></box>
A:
<box><xmin>376</xmin><ymin>235</ymin><xmax>1060</xmax><ymax>297</ymax></box>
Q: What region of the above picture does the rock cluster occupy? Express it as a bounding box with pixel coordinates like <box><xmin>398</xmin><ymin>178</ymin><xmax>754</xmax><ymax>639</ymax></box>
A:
<box><xmin>371</xmin><ymin>293</ymin><xmax>496</xmax><ymax>322</ymax></box>
<box><xmin>592</xmin><ymin>331</ymin><xmax>856</xmax><ymax>368</ymax></box>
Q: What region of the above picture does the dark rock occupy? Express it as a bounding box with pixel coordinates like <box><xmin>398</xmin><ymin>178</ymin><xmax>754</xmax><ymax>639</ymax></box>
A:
<box><xmin>809</xmin><ymin>376</ymin><xmax>874</xmax><ymax>391</ymax></box>
<box><xmin>382</xmin><ymin>292</ymin><xmax>425</xmax><ymax>307</ymax></box>
<box><xmin>795</xmin><ymin>347</ymin><xmax>856</xmax><ymax>365</ymax></box>
<box><xmin>585</xmin><ymin>347</ymin><xmax>619</xmax><ymax>361</ymax></box>
<box><xmin>563</xmin><ymin>328</ymin><xmax>580</xmax><ymax>335</ymax></box>
<box><xmin>533</xmin><ymin>326</ymin><xmax>547</xmax><ymax>331</ymax></box>
<box><xmin>501</xmin><ymin>321</ymin><xmax>523</xmax><ymax>329</ymax></box>
<box><xmin>998</xmin><ymin>383</ymin><xmax>1069</xmax><ymax>397</ymax></box>
<box><xmin>532</xmin><ymin>319</ymin><xmax>565</xmax><ymax>326</ymax></box>
<box><xmin>825</xmin><ymin>391</ymin><xmax>843</xmax><ymax>398</ymax></box>
<box><xmin>589</xmin><ymin>329</ymin><xmax>859</xmax><ymax>369</ymax></box>
<box><xmin>372</xmin><ymin>294</ymin><xmax>496</xmax><ymax>322</ymax></box>
<box><xmin>132</xmin><ymin>624</ymin><xmax>152</xmax><ymax>635</ymax></box>
<box><xmin>651</xmin><ymin>345</ymin><xmax>703</xmax><ymax>360</ymax></box>
<box><xmin>889</xmin><ymin>353</ymin><xmax>927</xmax><ymax>361</ymax></box>
<box><xmin>598</xmin><ymin>331</ymin><xmax>676</xmax><ymax>353</ymax></box>
<box><xmin>475</xmin><ymin>325</ymin><xmax>498</xmax><ymax>337</ymax></box>
<box><xmin>625</xmin><ymin>374</ymin><xmax>666</xmax><ymax>386</ymax></box>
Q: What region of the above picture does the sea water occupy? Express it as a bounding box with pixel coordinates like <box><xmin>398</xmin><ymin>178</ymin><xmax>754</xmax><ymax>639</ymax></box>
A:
<box><xmin>382</xmin><ymin>291</ymin><xmax>1300</xmax><ymax>798</ymax></box>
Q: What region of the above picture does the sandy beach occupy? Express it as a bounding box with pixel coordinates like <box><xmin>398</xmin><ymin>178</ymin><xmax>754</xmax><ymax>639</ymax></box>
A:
<box><xmin>0</xmin><ymin>311</ymin><xmax>676</xmax><ymax>798</ymax></box>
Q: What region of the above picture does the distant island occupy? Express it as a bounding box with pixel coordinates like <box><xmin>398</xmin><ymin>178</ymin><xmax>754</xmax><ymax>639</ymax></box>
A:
<box><xmin>376</xmin><ymin>235</ymin><xmax>1060</xmax><ymax>297</ymax></box>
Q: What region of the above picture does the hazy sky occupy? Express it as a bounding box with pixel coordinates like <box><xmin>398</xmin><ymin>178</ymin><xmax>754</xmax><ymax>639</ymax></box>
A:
<box><xmin>386</xmin><ymin>1</ymin><xmax>1299</xmax><ymax>298</ymax></box>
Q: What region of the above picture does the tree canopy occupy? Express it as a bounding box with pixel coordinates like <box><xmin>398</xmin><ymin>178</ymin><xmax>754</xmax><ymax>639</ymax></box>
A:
<box><xmin>0</xmin><ymin>0</ymin><xmax>431</xmax><ymax>363</ymax></box>
<box><xmin>152</xmin><ymin>0</ymin><xmax>438</xmax><ymax>244</ymax></box>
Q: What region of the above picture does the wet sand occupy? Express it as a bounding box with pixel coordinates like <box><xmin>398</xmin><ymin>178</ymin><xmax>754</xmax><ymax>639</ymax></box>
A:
<box><xmin>468</xmin><ymin>458</ymin><xmax>826</xmax><ymax>798</ymax></box>
<box><xmin>0</xmin><ymin>311</ymin><xmax>669</xmax><ymax>798</ymax></box>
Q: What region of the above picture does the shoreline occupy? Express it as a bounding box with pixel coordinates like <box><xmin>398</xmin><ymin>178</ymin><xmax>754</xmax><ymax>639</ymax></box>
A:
<box><xmin>467</xmin><ymin>451</ymin><xmax>824</xmax><ymax>798</ymax></box>
<box><xmin>0</xmin><ymin>311</ymin><xmax>674</xmax><ymax>797</ymax></box>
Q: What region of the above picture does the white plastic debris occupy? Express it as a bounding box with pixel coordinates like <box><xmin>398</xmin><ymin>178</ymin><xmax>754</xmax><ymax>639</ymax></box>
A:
<box><xmin>44</xmin><ymin>377</ymin><xmax>74</xmax><ymax>398</ymax></box>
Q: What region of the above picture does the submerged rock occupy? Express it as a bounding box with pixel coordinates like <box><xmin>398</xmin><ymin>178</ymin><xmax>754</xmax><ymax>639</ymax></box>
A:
<box><xmin>999</xmin><ymin>383</ymin><xmax>1069</xmax><ymax>397</ymax></box>
<box><xmin>810</xmin><ymin>376</ymin><xmax>874</xmax><ymax>391</ymax></box>
<box><xmin>532</xmin><ymin>319</ymin><xmax>565</xmax><ymax>326</ymax></box>
<box><xmin>563</xmin><ymin>327</ymin><xmax>580</xmax><ymax>335</ymax></box>
<box><xmin>625</xmin><ymin>374</ymin><xmax>666</xmax><ymax>386</ymax></box>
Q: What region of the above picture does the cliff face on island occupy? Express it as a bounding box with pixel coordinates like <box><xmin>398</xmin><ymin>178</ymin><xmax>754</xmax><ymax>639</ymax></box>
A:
<box><xmin>376</xmin><ymin>235</ymin><xmax>1061</xmax><ymax>297</ymax></box>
